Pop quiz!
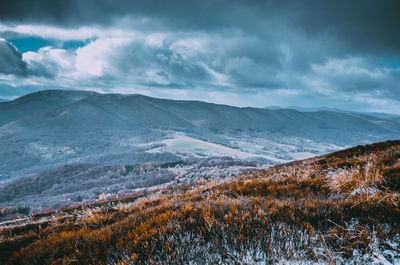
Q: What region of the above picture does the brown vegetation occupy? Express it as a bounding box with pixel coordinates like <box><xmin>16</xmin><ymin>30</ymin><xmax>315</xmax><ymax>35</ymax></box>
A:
<box><xmin>1</xmin><ymin>140</ymin><xmax>400</xmax><ymax>264</ymax></box>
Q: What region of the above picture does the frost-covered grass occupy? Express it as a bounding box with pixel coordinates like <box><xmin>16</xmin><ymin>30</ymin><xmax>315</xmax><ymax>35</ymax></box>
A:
<box><xmin>326</xmin><ymin>154</ymin><xmax>384</xmax><ymax>194</ymax></box>
<box><xmin>0</xmin><ymin>140</ymin><xmax>400</xmax><ymax>264</ymax></box>
<box><xmin>0</xmin><ymin>157</ymin><xmax>258</xmax><ymax>214</ymax></box>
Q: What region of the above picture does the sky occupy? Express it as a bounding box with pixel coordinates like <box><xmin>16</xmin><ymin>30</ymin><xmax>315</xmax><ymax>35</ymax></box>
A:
<box><xmin>0</xmin><ymin>0</ymin><xmax>399</xmax><ymax>114</ymax></box>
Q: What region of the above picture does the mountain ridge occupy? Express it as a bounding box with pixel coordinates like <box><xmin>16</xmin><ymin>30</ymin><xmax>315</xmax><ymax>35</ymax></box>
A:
<box><xmin>1</xmin><ymin>90</ymin><xmax>400</xmax><ymax>179</ymax></box>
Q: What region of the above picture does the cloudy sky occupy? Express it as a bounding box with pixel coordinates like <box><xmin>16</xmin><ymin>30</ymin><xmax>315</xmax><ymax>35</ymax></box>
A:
<box><xmin>0</xmin><ymin>0</ymin><xmax>399</xmax><ymax>113</ymax></box>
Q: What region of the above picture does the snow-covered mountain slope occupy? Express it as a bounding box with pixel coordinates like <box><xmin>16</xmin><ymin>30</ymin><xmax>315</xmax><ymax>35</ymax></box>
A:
<box><xmin>1</xmin><ymin>90</ymin><xmax>400</xmax><ymax>179</ymax></box>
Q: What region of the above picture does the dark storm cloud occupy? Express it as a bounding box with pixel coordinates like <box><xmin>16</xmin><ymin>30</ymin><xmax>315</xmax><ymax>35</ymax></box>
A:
<box><xmin>1</xmin><ymin>0</ymin><xmax>399</xmax><ymax>55</ymax></box>
<box><xmin>0</xmin><ymin>0</ymin><xmax>253</xmax><ymax>26</ymax></box>
<box><xmin>0</xmin><ymin>39</ymin><xmax>59</xmax><ymax>77</ymax></box>
<box><xmin>285</xmin><ymin>1</ymin><xmax>400</xmax><ymax>56</ymax></box>
<box><xmin>0</xmin><ymin>39</ymin><xmax>26</xmax><ymax>75</ymax></box>
<box><xmin>2</xmin><ymin>0</ymin><xmax>399</xmax><ymax>92</ymax></box>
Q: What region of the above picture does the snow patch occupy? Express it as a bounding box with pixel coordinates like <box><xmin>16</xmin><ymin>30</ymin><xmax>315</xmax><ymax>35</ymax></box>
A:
<box><xmin>146</xmin><ymin>132</ymin><xmax>286</xmax><ymax>163</ymax></box>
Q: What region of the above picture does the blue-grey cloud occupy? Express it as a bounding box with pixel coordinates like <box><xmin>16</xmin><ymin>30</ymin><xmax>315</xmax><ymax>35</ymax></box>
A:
<box><xmin>1</xmin><ymin>0</ymin><xmax>399</xmax><ymax>55</ymax></box>
<box><xmin>0</xmin><ymin>39</ymin><xmax>65</xmax><ymax>78</ymax></box>
<box><xmin>0</xmin><ymin>38</ymin><xmax>27</xmax><ymax>75</ymax></box>
<box><xmin>0</xmin><ymin>0</ymin><xmax>399</xmax><ymax>114</ymax></box>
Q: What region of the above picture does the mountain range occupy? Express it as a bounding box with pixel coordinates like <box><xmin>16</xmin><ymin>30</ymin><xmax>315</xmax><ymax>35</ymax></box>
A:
<box><xmin>265</xmin><ymin>105</ymin><xmax>400</xmax><ymax>123</ymax></box>
<box><xmin>1</xmin><ymin>90</ymin><xmax>400</xmax><ymax>180</ymax></box>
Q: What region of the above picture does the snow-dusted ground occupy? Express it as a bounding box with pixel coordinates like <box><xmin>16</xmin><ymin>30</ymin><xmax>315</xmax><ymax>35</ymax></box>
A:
<box><xmin>146</xmin><ymin>132</ymin><xmax>287</xmax><ymax>163</ymax></box>
<box><xmin>221</xmin><ymin>133</ymin><xmax>345</xmax><ymax>161</ymax></box>
<box><xmin>0</xmin><ymin>156</ymin><xmax>260</xmax><ymax>214</ymax></box>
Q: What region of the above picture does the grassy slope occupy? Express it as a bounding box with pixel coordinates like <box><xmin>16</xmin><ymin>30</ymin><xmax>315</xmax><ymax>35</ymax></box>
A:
<box><xmin>1</xmin><ymin>140</ymin><xmax>400</xmax><ymax>264</ymax></box>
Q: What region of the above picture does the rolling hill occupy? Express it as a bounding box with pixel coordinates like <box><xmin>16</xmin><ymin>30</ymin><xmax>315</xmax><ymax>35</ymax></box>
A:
<box><xmin>1</xmin><ymin>90</ymin><xmax>400</xmax><ymax>180</ymax></box>
<box><xmin>1</xmin><ymin>140</ymin><xmax>399</xmax><ymax>264</ymax></box>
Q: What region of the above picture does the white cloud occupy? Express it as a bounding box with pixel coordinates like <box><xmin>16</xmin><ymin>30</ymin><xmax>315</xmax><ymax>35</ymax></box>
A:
<box><xmin>311</xmin><ymin>57</ymin><xmax>384</xmax><ymax>79</ymax></box>
<box><xmin>23</xmin><ymin>47</ymin><xmax>75</xmax><ymax>77</ymax></box>
<box><xmin>75</xmin><ymin>37</ymin><xmax>131</xmax><ymax>76</ymax></box>
<box><xmin>144</xmin><ymin>33</ymin><xmax>167</xmax><ymax>47</ymax></box>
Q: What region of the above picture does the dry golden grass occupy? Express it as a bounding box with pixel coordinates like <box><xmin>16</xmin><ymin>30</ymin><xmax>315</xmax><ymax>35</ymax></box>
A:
<box><xmin>0</xmin><ymin>140</ymin><xmax>399</xmax><ymax>264</ymax></box>
<box><xmin>326</xmin><ymin>154</ymin><xmax>384</xmax><ymax>194</ymax></box>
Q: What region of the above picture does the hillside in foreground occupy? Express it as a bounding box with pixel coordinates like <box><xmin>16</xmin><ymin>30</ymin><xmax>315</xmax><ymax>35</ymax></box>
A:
<box><xmin>1</xmin><ymin>140</ymin><xmax>400</xmax><ymax>264</ymax></box>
